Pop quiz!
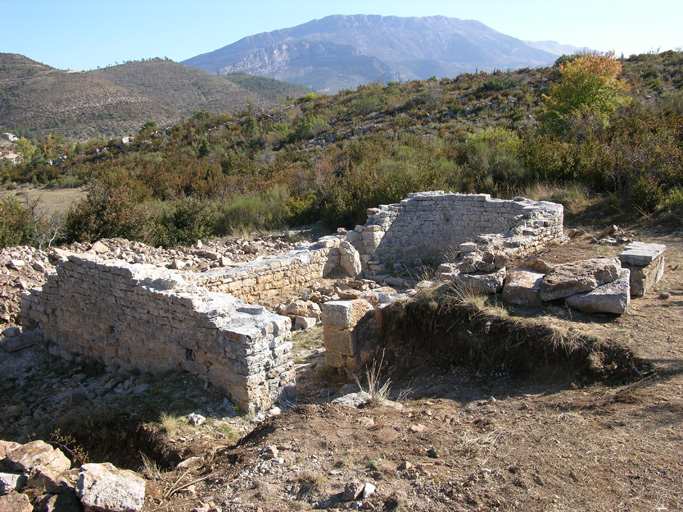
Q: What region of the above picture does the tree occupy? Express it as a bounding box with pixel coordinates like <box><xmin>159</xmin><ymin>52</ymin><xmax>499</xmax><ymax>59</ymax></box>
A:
<box><xmin>541</xmin><ymin>51</ymin><xmax>631</xmax><ymax>135</ymax></box>
<box><xmin>14</xmin><ymin>137</ymin><xmax>36</xmax><ymax>163</ymax></box>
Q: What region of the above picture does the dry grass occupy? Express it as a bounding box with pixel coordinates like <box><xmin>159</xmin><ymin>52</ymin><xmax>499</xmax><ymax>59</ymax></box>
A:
<box><xmin>0</xmin><ymin>185</ymin><xmax>87</xmax><ymax>217</ymax></box>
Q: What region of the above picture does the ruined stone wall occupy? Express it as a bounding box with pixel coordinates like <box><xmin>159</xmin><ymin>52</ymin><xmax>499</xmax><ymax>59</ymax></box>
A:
<box><xmin>21</xmin><ymin>254</ymin><xmax>295</xmax><ymax>413</ymax></box>
<box><xmin>191</xmin><ymin>245</ymin><xmax>340</xmax><ymax>303</ymax></box>
<box><xmin>345</xmin><ymin>191</ymin><xmax>564</xmax><ymax>273</ymax></box>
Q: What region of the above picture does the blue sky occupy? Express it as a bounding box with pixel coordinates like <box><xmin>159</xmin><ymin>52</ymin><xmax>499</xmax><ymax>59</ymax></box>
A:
<box><xmin>2</xmin><ymin>0</ymin><xmax>681</xmax><ymax>71</ymax></box>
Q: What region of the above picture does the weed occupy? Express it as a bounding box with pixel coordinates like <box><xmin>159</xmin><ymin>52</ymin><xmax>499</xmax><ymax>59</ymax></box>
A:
<box><xmin>295</xmin><ymin>472</ymin><xmax>327</xmax><ymax>497</ymax></box>
<box><xmin>139</xmin><ymin>451</ymin><xmax>162</xmax><ymax>479</ymax></box>
<box><xmin>160</xmin><ymin>412</ymin><xmax>184</xmax><ymax>436</ymax></box>
<box><xmin>354</xmin><ymin>350</ymin><xmax>392</xmax><ymax>400</ymax></box>
<box><xmin>292</xmin><ymin>326</ymin><xmax>324</xmax><ymax>351</ymax></box>
<box><xmin>49</xmin><ymin>428</ymin><xmax>89</xmax><ymax>466</ymax></box>
<box><xmin>366</xmin><ymin>455</ymin><xmax>383</xmax><ymax>471</ymax></box>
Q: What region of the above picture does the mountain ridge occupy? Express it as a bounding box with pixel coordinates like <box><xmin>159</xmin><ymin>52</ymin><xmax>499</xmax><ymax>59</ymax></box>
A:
<box><xmin>183</xmin><ymin>14</ymin><xmax>563</xmax><ymax>92</ymax></box>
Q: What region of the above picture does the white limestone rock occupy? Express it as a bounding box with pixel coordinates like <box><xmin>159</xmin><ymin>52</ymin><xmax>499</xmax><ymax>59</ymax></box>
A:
<box><xmin>540</xmin><ymin>258</ymin><xmax>621</xmax><ymax>301</ymax></box>
<box><xmin>565</xmin><ymin>269</ymin><xmax>631</xmax><ymax>314</ymax></box>
<box><xmin>76</xmin><ymin>463</ymin><xmax>146</xmax><ymax>512</ymax></box>
<box><xmin>502</xmin><ymin>269</ymin><xmax>544</xmax><ymax>306</ymax></box>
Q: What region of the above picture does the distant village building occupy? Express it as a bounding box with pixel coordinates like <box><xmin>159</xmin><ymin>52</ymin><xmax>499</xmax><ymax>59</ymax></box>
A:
<box><xmin>2</xmin><ymin>133</ymin><xmax>19</xmax><ymax>142</ymax></box>
<box><xmin>0</xmin><ymin>151</ymin><xmax>21</xmax><ymax>164</ymax></box>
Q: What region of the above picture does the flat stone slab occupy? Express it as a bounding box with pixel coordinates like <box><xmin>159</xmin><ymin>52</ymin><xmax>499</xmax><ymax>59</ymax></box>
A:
<box><xmin>540</xmin><ymin>258</ymin><xmax>621</xmax><ymax>301</ymax></box>
<box><xmin>566</xmin><ymin>269</ymin><xmax>631</xmax><ymax>314</ymax></box>
<box><xmin>502</xmin><ymin>268</ymin><xmax>544</xmax><ymax>306</ymax></box>
<box><xmin>618</xmin><ymin>242</ymin><xmax>666</xmax><ymax>266</ymax></box>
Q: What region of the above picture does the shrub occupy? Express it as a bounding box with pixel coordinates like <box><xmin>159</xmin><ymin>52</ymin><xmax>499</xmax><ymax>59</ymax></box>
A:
<box><xmin>64</xmin><ymin>182</ymin><xmax>153</xmax><ymax>243</ymax></box>
<box><xmin>155</xmin><ymin>198</ymin><xmax>216</xmax><ymax>247</ymax></box>
<box><xmin>215</xmin><ymin>185</ymin><xmax>291</xmax><ymax>235</ymax></box>
<box><xmin>0</xmin><ymin>197</ymin><xmax>35</xmax><ymax>248</ymax></box>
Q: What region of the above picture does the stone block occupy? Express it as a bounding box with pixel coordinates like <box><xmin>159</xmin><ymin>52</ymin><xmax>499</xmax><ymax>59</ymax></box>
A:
<box><xmin>618</xmin><ymin>241</ymin><xmax>666</xmax><ymax>266</ymax></box>
<box><xmin>321</xmin><ymin>300</ymin><xmax>373</xmax><ymax>329</ymax></box>
<box><xmin>77</xmin><ymin>463</ymin><xmax>146</xmax><ymax>512</ymax></box>
<box><xmin>502</xmin><ymin>269</ymin><xmax>544</xmax><ymax>306</ymax></box>
<box><xmin>324</xmin><ymin>327</ymin><xmax>355</xmax><ymax>356</ymax></box>
<box><xmin>621</xmin><ymin>254</ymin><xmax>665</xmax><ymax>297</ymax></box>
<box><xmin>452</xmin><ymin>268</ymin><xmax>506</xmax><ymax>294</ymax></box>
<box><xmin>324</xmin><ymin>351</ymin><xmax>344</xmax><ymax>368</ymax></box>
<box><xmin>566</xmin><ymin>269</ymin><xmax>631</xmax><ymax>314</ymax></box>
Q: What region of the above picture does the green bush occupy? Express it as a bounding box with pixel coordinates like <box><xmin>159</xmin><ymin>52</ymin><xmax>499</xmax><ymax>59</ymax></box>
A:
<box><xmin>215</xmin><ymin>185</ymin><xmax>291</xmax><ymax>235</ymax></box>
<box><xmin>64</xmin><ymin>182</ymin><xmax>153</xmax><ymax>243</ymax></box>
<box><xmin>0</xmin><ymin>197</ymin><xmax>35</xmax><ymax>248</ymax></box>
<box><xmin>155</xmin><ymin>198</ymin><xmax>216</xmax><ymax>247</ymax></box>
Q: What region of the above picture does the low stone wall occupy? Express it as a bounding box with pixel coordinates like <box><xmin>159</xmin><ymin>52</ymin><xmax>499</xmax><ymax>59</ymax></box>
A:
<box><xmin>191</xmin><ymin>246</ymin><xmax>340</xmax><ymax>303</ymax></box>
<box><xmin>345</xmin><ymin>191</ymin><xmax>564</xmax><ymax>273</ymax></box>
<box><xmin>22</xmin><ymin>254</ymin><xmax>295</xmax><ymax>413</ymax></box>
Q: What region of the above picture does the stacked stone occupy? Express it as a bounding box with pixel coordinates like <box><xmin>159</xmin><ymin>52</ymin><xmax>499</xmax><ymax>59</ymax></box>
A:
<box><xmin>617</xmin><ymin>242</ymin><xmax>666</xmax><ymax>297</ymax></box>
<box><xmin>322</xmin><ymin>299</ymin><xmax>374</xmax><ymax>371</ymax></box>
<box><xmin>344</xmin><ymin>191</ymin><xmax>564</xmax><ymax>273</ymax></box>
<box><xmin>21</xmin><ymin>254</ymin><xmax>294</xmax><ymax>413</ymax></box>
<box><xmin>191</xmin><ymin>245</ymin><xmax>340</xmax><ymax>303</ymax></box>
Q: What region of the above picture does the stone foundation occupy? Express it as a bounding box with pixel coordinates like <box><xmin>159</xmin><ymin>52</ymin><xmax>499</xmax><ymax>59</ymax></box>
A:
<box><xmin>22</xmin><ymin>254</ymin><xmax>295</xmax><ymax>413</ymax></box>
<box><xmin>21</xmin><ymin>192</ymin><xmax>568</xmax><ymax>407</ymax></box>
<box><xmin>344</xmin><ymin>191</ymin><xmax>564</xmax><ymax>273</ymax></box>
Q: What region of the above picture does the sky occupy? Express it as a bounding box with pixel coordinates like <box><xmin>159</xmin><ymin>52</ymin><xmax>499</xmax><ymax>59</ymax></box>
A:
<box><xmin>2</xmin><ymin>0</ymin><xmax>682</xmax><ymax>71</ymax></box>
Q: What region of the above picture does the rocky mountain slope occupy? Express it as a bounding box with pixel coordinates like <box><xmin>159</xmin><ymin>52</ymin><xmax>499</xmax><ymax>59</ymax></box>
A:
<box><xmin>183</xmin><ymin>14</ymin><xmax>560</xmax><ymax>92</ymax></box>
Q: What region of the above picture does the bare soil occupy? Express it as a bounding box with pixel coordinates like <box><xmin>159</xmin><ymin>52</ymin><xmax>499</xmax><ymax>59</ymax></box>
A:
<box><xmin>136</xmin><ymin>231</ymin><xmax>683</xmax><ymax>512</ymax></box>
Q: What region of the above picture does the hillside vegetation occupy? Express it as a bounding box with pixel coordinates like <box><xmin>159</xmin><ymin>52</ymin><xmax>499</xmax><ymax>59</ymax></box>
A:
<box><xmin>0</xmin><ymin>54</ymin><xmax>311</xmax><ymax>141</ymax></box>
<box><xmin>1</xmin><ymin>50</ymin><xmax>682</xmax><ymax>249</ymax></box>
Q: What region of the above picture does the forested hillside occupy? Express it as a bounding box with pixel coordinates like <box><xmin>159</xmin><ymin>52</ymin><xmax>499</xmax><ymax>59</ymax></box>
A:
<box><xmin>2</xmin><ymin>51</ymin><xmax>682</xmax><ymax>249</ymax></box>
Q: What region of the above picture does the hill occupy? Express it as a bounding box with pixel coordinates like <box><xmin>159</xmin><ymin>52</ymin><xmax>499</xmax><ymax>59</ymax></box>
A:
<box><xmin>223</xmin><ymin>72</ymin><xmax>315</xmax><ymax>103</ymax></box>
<box><xmin>183</xmin><ymin>14</ymin><xmax>560</xmax><ymax>92</ymax></box>
<box><xmin>0</xmin><ymin>54</ymin><xmax>312</xmax><ymax>141</ymax></box>
<box><xmin>0</xmin><ymin>53</ymin><xmax>176</xmax><ymax>140</ymax></box>
<box><xmin>89</xmin><ymin>59</ymin><xmax>266</xmax><ymax>116</ymax></box>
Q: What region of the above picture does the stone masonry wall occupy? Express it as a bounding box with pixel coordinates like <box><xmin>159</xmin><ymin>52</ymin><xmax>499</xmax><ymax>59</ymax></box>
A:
<box><xmin>22</xmin><ymin>254</ymin><xmax>295</xmax><ymax>413</ymax></box>
<box><xmin>345</xmin><ymin>191</ymin><xmax>563</xmax><ymax>273</ymax></box>
<box><xmin>191</xmin><ymin>246</ymin><xmax>340</xmax><ymax>303</ymax></box>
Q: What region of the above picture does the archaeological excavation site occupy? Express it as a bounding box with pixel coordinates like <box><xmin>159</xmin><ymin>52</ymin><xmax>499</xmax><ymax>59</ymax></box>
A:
<box><xmin>1</xmin><ymin>191</ymin><xmax>677</xmax><ymax>512</ymax></box>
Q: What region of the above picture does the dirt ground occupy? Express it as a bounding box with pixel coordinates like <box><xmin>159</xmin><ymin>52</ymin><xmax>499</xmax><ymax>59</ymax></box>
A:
<box><xmin>132</xmin><ymin>230</ymin><xmax>683</xmax><ymax>512</ymax></box>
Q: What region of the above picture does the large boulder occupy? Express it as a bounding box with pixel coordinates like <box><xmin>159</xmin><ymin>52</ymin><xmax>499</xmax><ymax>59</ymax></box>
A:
<box><xmin>76</xmin><ymin>463</ymin><xmax>145</xmax><ymax>512</ymax></box>
<box><xmin>540</xmin><ymin>258</ymin><xmax>621</xmax><ymax>301</ymax></box>
<box><xmin>339</xmin><ymin>241</ymin><xmax>362</xmax><ymax>278</ymax></box>
<box><xmin>5</xmin><ymin>441</ymin><xmax>71</xmax><ymax>493</ymax></box>
<box><xmin>0</xmin><ymin>329</ymin><xmax>42</xmax><ymax>353</ymax></box>
<box><xmin>502</xmin><ymin>268</ymin><xmax>544</xmax><ymax>306</ymax></box>
<box><xmin>566</xmin><ymin>269</ymin><xmax>631</xmax><ymax>314</ymax></box>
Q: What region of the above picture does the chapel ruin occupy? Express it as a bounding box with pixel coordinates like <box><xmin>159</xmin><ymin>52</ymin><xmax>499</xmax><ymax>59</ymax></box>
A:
<box><xmin>22</xmin><ymin>191</ymin><xmax>662</xmax><ymax>413</ymax></box>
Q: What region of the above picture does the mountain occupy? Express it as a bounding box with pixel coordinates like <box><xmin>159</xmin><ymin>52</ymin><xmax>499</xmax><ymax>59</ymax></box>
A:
<box><xmin>0</xmin><ymin>54</ymin><xmax>311</xmax><ymax>141</ymax></box>
<box><xmin>524</xmin><ymin>40</ymin><xmax>590</xmax><ymax>56</ymax></box>
<box><xmin>183</xmin><ymin>14</ymin><xmax>560</xmax><ymax>92</ymax></box>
